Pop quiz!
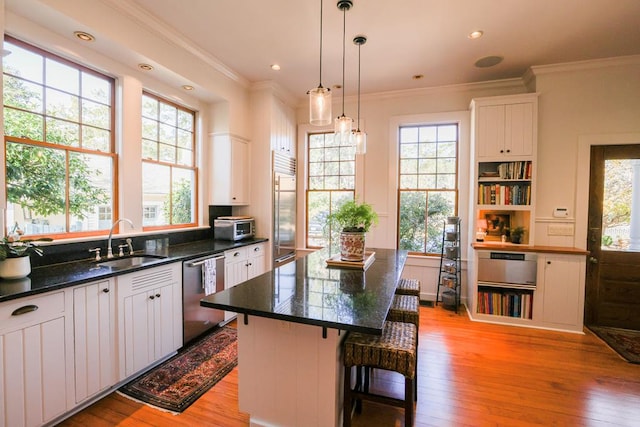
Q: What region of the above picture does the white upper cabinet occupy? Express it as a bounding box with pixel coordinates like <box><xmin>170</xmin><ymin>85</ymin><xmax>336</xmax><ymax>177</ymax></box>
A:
<box><xmin>271</xmin><ymin>101</ymin><xmax>296</xmax><ymax>157</ymax></box>
<box><xmin>474</xmin><ymin>94</ymin><xmax>537</xmax><ymax>160</ymax></box>
<box><xmin>211</xmin><ymin>134</ymin><xmax>250</xmax><ymax>206</ymax></box>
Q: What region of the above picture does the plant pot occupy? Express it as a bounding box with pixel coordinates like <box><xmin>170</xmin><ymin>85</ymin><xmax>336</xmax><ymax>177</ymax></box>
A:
<box><xmin>0</xmin><ymin>256</ymin><xmax>31</xmax><ymax>279</ymax></box>
<box><xmin>340</xmin><ymin>231</ymin><xmax>366</xmax><ymax>261</ymax></box>
<box><xmin>511</xmin><ymin>236</ymin><xmax>522</xmax><ymax>244</ymax></box>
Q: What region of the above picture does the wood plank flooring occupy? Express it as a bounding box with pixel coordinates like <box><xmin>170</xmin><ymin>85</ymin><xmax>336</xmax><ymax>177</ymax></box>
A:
<box><xmin>58</xmin><ymin>305</ymin><xmax>640</xmax><ymax>426</ymax></box>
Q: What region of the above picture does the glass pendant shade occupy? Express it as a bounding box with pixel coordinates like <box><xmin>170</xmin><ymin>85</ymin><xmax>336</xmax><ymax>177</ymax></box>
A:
<box><xmin>354</xmin><ymin>129</ymin><xmax>367</xmax><ymax>154</ymax></box>
<box><xmin>309</xmin><ymin>86</ymin><xmax>332</xmax><ymax>126</ymax></box>
<box><xmin>334</xmin><ymin>114</ymin><xmax>353</xmax><ymax>144</ymax></box>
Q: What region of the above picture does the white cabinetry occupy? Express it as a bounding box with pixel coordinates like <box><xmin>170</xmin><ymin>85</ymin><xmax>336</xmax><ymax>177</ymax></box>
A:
<box><xmin>117</xmin><ymin>263</ymin><xmax>182</xmax><ymax>379</ymax></box>
<box><xmin>223</xmin><ymin>242</ymin><xmax>268</xmax><ymax>320</ymax></box>
<box><xmin>212</xmin><ymin>134</ymin><xmax>250</xmax><ymax>205</ymax></box>
<box><xmin>474</xmin><ymin>95</ymin><xmax>536</xmax><ymax>160</ymax></box>
<box><xmin>72</xmin><ymin>279</ymin><xmax>116</xmax><ymax>404</ymax></box>
<box><xmin>0</xmin><ymin>291</ymin><xmax>71</xmax><ymax>427</ymax></box>
<box><xmin>539</xmin><ymin>254</ymin><xmax>586</xmax><ymax>331</ymax></box>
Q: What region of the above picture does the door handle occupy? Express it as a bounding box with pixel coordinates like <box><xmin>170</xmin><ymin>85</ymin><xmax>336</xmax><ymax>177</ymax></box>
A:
<box><xmin>589</xmin><ymin>257</ymin><xmax>598</xmax><ymax>264</ymax></box>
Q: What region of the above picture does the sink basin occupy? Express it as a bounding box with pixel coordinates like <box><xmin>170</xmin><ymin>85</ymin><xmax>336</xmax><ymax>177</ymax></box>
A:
<box><xmin>97</xmin><ymin>255</ymin><xmax>167</xmax><ymax>270</ymax></box>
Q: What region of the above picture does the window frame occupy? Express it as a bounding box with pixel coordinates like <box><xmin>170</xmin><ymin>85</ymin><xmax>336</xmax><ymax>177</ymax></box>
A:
<box><xmin>141</xmin><ymin>91</ymin><xmax>198</xmax><ymax>230</ymax></box>
<box><xmin>396</xmin><ymin>122</ymin><xmax>460</xmax><ymax>256</ymax></box>
<box><xmin>2</xmin><ymin>35</ymin><xmax>117</xmax><ymax>239</ymax></box>
<box><xmin>305</xmin><ymin>130</ymin><xmax>357</xmax><ymax>249</ymax></box>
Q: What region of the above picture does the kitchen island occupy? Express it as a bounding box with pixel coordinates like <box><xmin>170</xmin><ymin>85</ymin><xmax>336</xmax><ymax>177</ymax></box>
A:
<box><xmin>201</xmin><ymin>248</ymin><xmax>408</xmax><ymax>427</ymax></box>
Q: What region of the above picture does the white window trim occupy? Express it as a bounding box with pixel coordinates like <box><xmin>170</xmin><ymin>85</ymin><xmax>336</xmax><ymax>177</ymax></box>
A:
<box><xmin>388</xmin><ymin>111</ymin><xmax>471</xmax><ymax>254</ymax></box>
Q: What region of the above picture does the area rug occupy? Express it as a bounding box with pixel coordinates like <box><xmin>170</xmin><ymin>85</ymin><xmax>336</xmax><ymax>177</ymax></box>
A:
<box><xmin>118</xmin><ymin>326</ymin><xmax>237</xmax><ymax>413</ymax></box>
<box><xmin>588</xmin><ymin>326</ymin><xmax>640</xmax><ymax>364</ymax></box>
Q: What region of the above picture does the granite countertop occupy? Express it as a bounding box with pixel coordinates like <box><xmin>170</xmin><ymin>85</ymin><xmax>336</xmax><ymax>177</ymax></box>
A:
<box><xmin>0</xmin><ymin>237</ymin><xmax>268</xmax><ymax>303</ymax></box>
<box><xmin>200</xmin><ymin>248</ymin><xmax>408</xmax><ymax>335</ymax></box>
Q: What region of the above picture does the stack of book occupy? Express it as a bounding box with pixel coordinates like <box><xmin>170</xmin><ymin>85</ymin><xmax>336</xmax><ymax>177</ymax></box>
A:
<box><xmin>477</xmin><ymin>288</ymin><xmax>533</xmax><ymax>319</ymax></box>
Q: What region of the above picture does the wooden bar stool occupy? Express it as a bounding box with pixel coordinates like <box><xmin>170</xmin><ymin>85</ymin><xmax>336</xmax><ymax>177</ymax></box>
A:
<box><xmin>343</xmin><ymin>321</ymin><xmax>417</xmax><ymax>427</ymax></box>
<box><xmin>395</xmin><ymin>278</ymin><xmax>421</xmax><ymax>297</ymax></box>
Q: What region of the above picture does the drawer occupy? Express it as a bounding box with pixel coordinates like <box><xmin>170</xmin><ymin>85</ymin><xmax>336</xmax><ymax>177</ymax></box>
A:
<box><xmin>0</xmin><ymin>291</ymin><xmax>66</xmax><ymax>332</ymax></box>
<box><xmin>224</xmin><ymin>246</ymin><xmax>248</xmax><ymax>262</ymax></box>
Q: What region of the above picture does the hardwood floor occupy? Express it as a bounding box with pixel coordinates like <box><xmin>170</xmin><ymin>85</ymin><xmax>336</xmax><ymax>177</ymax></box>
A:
<box><xmin>58</xmin><ymin>305</ymin><xmax>640</xmax><ymax>426</ymax></box>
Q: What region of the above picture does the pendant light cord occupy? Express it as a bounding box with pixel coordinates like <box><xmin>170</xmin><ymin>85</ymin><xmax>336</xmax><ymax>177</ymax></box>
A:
<box><xmin>357</xmin><ymin>40</ymin><xmax>361</xmax><ymax>130</ymax></box>
<box><xmin>319</xmin><ymin>0</ymin><xmax>324</xmax><ymax>88</ymax></box>
<box><xmin>341</xmin><ymin>4</ymin><xmax>346</xmax><ymax>116</ymax></box>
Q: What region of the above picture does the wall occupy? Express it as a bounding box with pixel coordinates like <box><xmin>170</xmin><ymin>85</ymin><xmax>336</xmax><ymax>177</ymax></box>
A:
<box><xmin>530</xmin><ymin>57</ymin><xmax>640</xmax><ymax>248</ymax></box>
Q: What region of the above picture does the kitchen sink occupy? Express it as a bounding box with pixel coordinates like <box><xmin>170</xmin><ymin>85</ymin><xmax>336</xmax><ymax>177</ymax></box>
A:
<box><xmin>97</xmin><ymin>255</ymin><xmax>167</xmax><ymax>270</ymax></box>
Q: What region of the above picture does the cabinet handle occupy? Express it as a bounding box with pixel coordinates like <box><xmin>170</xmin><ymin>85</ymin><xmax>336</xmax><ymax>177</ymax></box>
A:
<box><xmin>254</xmin><ymin>247</ymin><xmax>260</xmax><ymax>252</ymax></box>
<box><xmin>155</xmin><ymin>293</ymin><xmax>161</xmax><ymax>298</ymax></box>
<box><xmin>547</xmin><ymin>261</ymin><xmax>551</xmax><ymax>265</ymax></box>
<box><xmin>506</xmin><ymin>149</ymin><xmax>511</xmax><ymax>153</ymax></box>
<box><xmin>102</xmin><ymin>288</ymin><xmax>110</xmax><ymax>293</ymax></box>
<box><xmin>12</xmin><ymin>305</ymin><xmax>39</xmax><ymax>316</ymax></box>
<box><xmin>234</xmin><ymin>252</ymin><xmax>240</xmax><ymax>257</ymax></box>
<box><xmin>232</xmin><ymin>197</ymin><xmax>237</xmax><ymax>200</ymax></box>
<box><xmin>500</xmin><ymin>149</ymin><xmax>504</xmax><ymax>153</ymax></box>
<box><xmin>149</xmin><ymin>295</ymin><xmax>155</xmax><ymax>300</ymax></box>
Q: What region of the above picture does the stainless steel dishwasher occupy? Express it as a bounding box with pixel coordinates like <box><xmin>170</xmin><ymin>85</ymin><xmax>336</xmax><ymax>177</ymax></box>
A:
<box><xmin>182</xmin><ymin>253</ymin><xmax>225</xmax><ymax>345</ymax></box>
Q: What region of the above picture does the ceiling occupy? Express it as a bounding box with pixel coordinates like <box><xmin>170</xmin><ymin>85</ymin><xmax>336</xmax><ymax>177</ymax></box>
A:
<box><xmin>6</xmin><ymin>0</ymin><xmax>640</xmax><ymax>103</ymax></box>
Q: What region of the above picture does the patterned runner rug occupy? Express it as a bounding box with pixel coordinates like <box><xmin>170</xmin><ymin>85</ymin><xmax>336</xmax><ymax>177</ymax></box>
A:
<box><xmin>118</xmin><ymin>326</ymin><xmax>237</xmax><ymax>413</ymax></box>
<box><xmin>589</xmin><ymin>326</ymin><xmax>640</xmax><ymax>364</ymax></box>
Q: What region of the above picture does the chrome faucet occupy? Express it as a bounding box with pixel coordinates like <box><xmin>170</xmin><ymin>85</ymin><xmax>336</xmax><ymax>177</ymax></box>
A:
<box><xmin>107</xmin><ymin>218</ymin><xmax>134</xmax><ymax>258</ymax></box>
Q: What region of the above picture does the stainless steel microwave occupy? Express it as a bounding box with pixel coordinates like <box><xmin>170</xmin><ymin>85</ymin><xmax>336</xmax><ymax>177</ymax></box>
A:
<box><xmin>214</xmin><ymin>218</ymin><xmax>255</xmax><ymax>241</ymax></box>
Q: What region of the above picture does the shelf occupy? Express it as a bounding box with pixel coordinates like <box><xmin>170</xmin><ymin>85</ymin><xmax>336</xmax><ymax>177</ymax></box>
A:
<box><xmin>477</xmin><ymin>204</ymin><xmax>531</xmax><ymax>210</ymax></box>
<box><xmin>437</xmin><ymin>216</ymin><xmax>462</xmax><ymax>312</ymax></box>
<box><xmin>478</xmin><ymin>281</ymin><xmax>536</xmax><ymax>291</ymax></box>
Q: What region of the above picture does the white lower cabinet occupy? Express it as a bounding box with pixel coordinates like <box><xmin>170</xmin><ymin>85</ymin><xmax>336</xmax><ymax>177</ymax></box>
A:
<box><xmin>539</xmin><ymin>254</ymin><xmax>586</xmax><ymax>331</ymax></box>
<box><xmin>224</xmin><ymin>243</ymin><xmax>268</xmax><ymax>321</ymax></box>
<box><xmin>117</xmin><ymin>263</ymin><xmax>183</xmax><ymax>380</ymax></box>
<box><xmin>0</xmin><ymin>291</ymin><xmax>71</xmax><ymax>427</ymax></box>
<box><xmin>72</xmin><ymin>279</ymin><xmax>116</xmax><ymax>404</ymax></box>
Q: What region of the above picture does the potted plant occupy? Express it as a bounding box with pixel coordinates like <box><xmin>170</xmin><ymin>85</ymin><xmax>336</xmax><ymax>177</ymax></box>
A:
<box><xmin>510</xmin><ymin>226</ymin><xmax>526</xmax><ymax>244</ymax></box>
<box><xmin>328</xmin><ymin>199</ymin><xmax>378</xmax><ymax>261</ymax></box>
<box><xmin>0</xmin><ymin>225</ymin><xmax>52</xmax><ymax>279</ymax></box>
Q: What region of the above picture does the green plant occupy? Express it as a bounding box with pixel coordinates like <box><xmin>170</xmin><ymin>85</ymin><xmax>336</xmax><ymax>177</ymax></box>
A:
<box><xmin>328</xmin><ymin>199</ymin><xmax>379</xmax><ymax>233</ymax></box>
<box><xmin>0</xmin><ymin>223</ymin><xmax>53</xmax><ymax>260</ymax></box>
<box><xmin>510</xmin><ymin>226</ymin><xmax>526</xmax><ymax>241</ymax></box>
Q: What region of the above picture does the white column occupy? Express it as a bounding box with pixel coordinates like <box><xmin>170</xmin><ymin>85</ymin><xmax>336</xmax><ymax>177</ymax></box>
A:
<box><xmin>629</xmin><ymin>159</ymin><xmax>640</xmax><ymax>251</ymax></box>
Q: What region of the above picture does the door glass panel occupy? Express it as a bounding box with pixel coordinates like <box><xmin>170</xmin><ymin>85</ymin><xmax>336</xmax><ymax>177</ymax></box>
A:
<box><xmin>602</xmin><ymin>159</ymin><xmax>638</xmax><ymax>251</ymax></box>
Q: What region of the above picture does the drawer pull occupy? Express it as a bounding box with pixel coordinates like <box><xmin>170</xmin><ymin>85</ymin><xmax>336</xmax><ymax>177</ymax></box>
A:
<box><xmin>102</xmin><ymin>288</ymin><xmax>110</xmax><ymax>293</ymax></box>
<box><xmin>12</xmin><ymin>305</ymin><xmax>39</xmax><ymax>316</ymax></box>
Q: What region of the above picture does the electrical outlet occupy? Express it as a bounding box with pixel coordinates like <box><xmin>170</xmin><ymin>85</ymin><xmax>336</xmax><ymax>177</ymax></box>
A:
<box><xmin>548</xmin><ymin>224</ymin><xmax>574</xmax><ymax>236</ymax></box>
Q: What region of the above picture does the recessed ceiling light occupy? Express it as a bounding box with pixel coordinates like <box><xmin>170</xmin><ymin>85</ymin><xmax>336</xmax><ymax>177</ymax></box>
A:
<box><xmin>468</xmin><ymin>30</ymin><xmax>484</xmax><ymax>39</ymax></box>
<box><xmin>74</xmin><ymin>31</ymin><xmax>95</xmax><ymax>42</ymax></box>
<box><xmin>182</xmin><ymin>85</ymin><xmax>194</xmax><ymax>91</ymax></box>
<box><xmin>475</xmin><ymin>55</ymin><xmax>503</xmax><ymax>68</ymax></box>
<box><xmin>138</xmin><ymin>63</ymin><xmax>154</xmax><ymax>71</ymax></box>
<box><xmin>271</xmin><ymin>64</ymin><xmax>281</xmax><ymax>71</ymax></box>
<box><xmin>412</xmin><ymin>74</ymin><xmax>424</xmax><ymax>80</ymax></box>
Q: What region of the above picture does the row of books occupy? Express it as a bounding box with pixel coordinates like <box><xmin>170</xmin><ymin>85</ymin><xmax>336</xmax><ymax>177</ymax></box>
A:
<box><xmin>477</xmin><ymin>289</ymin><xmax>533</xmax><ymax>319</ymax></box>
<box><xmin>478</xmin><ymin>183</ymin><xmax>531</xmax><ymax>205</ymax></box>
<box><xmin>496</xmin><ymin>161</ymin><xmax>532</xmax><ymax>180</ymax></box>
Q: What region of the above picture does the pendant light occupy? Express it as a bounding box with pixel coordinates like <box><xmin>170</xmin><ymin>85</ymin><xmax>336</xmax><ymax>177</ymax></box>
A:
<box><xmin>309</xmin><ymin>0</ymin><xmax>332</xmax><ymax>126</ymax></box>
<box><xmin>353</xmin><ymin>35</ymin><xmax>366</xmax><ymax>154</ymax></box>
<box><xmin>334</xmin><ymin>0</ymin><xmax>353</xmax><ymax>144</ymax></box>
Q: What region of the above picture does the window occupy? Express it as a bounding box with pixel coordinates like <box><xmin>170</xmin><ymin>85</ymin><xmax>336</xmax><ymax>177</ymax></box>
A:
<box><xmin>141</xmin><ymin>92</ymin><xmax>196</xmax><ymax>228</ymax></box>
<box><xmin>398</xmin><ymin>123</ymin><xmax>458</xmax><ymax>254</ymax></box>
<box><xmin>306</xmin><ymin>132</ymin><xmax>356</xmax><ymax>249</ymax></box>
<box><xmin>2</xmin><ymin>36</ymin><xmax>115</xmax><ymax>238</ymax></box>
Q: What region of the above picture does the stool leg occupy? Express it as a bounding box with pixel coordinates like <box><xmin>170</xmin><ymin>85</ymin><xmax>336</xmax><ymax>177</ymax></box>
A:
<box><xmin>405</xmin><ymin>376</ymin><xmax>414</xmax><ymax>427</ymax></box>
<box><xmin>344</xmin><ymin>366</ymin><xmax>352</xmax><ymax>427</ymax></box>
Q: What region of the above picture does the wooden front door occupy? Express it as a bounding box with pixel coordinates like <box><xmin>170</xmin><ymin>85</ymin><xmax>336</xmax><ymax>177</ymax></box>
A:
<box><xmin>586</xmin><ymin>144</ymin><xmax>640</xmax><ymax>329</ymax></box>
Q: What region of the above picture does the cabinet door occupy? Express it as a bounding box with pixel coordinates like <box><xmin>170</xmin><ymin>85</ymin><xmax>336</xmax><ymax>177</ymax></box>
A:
<box><xmin>225</xmin><ymin>248</ymin><xmax>249</xmax><ymax>288</ymax></box>
<box><xmin>118</xmin><ymin>263</ymin><xmax>182</xmax><ymax>380</ymax></box>
<box><xmin>476</xmin><ymin>104</ymin><xmax>506</xmax><ymax>159</ymax></box>
<box><xmin>505</xmin><ymin>102</ymin><xmax>534</xmax><ymax>157</ymax></box>
<box><xmin>247</xmin><ymin>243</ymin><xmax>268</xmax><ymax>279</ymax></box>
<box><xmin>541</xmin><ymin>255</ymin><xmax>585</xmax><ymax>329</ymax></box>
<box><xmin>230</xmin><ymin>138</ymin><xmax>249</xmax><ymax>204</ymax></box>
<box><xmin>1</xmin><ymin>316</ymin><xmax>67</xmax><ymax>427</ymax></box>
<box><xmin>73</xmin><ymin>280</ymin><xmax>115</xmax><ymax>404</ymax></box>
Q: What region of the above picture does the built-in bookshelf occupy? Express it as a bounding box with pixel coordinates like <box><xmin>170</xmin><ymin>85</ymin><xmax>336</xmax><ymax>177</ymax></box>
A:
<box><xmin>477</xmin><ymin>286</ymin><xmax>534</xmax><ymax>319</ymax></box>
<box><xmin>478</xmin><ymin>160</ymin><xmax>532</xmax><ymax>206</ymax></box>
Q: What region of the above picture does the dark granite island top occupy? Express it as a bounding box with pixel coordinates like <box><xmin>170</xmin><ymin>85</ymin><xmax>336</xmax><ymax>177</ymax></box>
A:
<box><xmin>201</xmin><ymin>247</ymin><xmax>408</xmax><ymax>335</ymax></box>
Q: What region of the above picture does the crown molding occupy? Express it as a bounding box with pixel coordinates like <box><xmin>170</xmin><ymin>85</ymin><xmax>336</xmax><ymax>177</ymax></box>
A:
<box><xmin>250</xmin><ymin>81</ymin><xmax>298</xmax><ymax>108</ymax></box>
<box><xmin>530</xmin><ymin>54</ymin><xmax>640</xmax><ymax>76</ymax></box>
<box><xmin>99</xmin><ymin>0</ymin><xmax>249</xmax><ymax>88</ymax></box>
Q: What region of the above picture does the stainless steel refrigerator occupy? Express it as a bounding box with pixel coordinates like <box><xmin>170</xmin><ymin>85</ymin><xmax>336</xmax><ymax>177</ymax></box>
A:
<box><xmin>273</xmin><ymin>151</ymin><xmax>296</xmax><ymax>266</ymax></box>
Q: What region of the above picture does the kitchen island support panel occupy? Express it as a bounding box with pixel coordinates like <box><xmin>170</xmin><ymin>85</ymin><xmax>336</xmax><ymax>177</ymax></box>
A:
<box><xmin>238</xmin><ymin>316</ymin><xmax>345</xmax><ymax>427</ymax></box>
